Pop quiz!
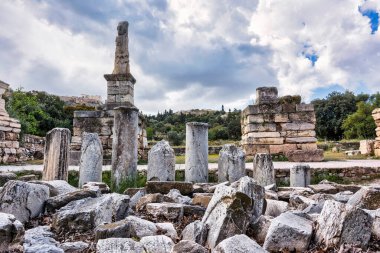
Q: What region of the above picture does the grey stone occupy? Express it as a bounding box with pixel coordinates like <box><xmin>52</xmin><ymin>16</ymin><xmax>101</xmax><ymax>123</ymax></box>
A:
<box><xmin>165</xmin><ymin>189</ymin><xmax>192</xmax><ymax>204</ymax></box>
<box><xmin>218</xmin><ymin>144</ymin><xmax>245</xmax><ymax>183</ymax></box>
<box><xmin>213</xmin><ymin>234</ymin><xmax>267</xmax><ymax>253</ymax></box>
<box><xmin>78</xmin><ymin>132</ymin><xmax>103</xmax><ymax>187</ymax></box>
<box><xmin>156</xmin><ymin>222</ymin><xmax>178</xmax><ymax>241</ymax></box>
<box><xmin>82</xmin><ymin>181</ymin><xmax>110</xmax><ymax>194</ymax></box>
<box><xmin>129</xmin><ymin>188</ymin><xmax>146</xmax><ymax>210</ymax></box>
<box><xmin>201</xmin><ymin>184</ymin><xmax>252</xmax><ymax>249</ymax></box>
<box><xmin>0</xmin><ymin>172</ymin><xmax>16</xmax><ymax>186</ymax></box>
<box><xmin>136</xmin><ymin>193</ymin><xmax>166</xmax><ymax>211</ymax></box>
<box><xmin>42</xmin><ymin>128</ymin><xmax>71</xmax><ymax>181</ymax></box>
<box><xmin>263</xmin><ymin>212</ymin><xmax>313</xmax><ymax>252</ymax></box>
<box><xmin>0</xmin><ymin>180</ymin><xmax>49</xmax><ymax>223</ymax></box>
<box><xmin>250</xmin><ymin>215</ymin><xmax>272</xmax><ymax>244</ymax></box>
<box><xmin>147</xmin><ymin>140</ymin><xmax>175</xmax><ymax>181</ymax></box>
<box><xmin>125</xmin><ymin>216</ymin><xmax>158</xmax><ymax>239</ymax></box>
<box><xmin>256</xmin><ymin>86</ymin><xmax>278</xmax><ymax>104</ymax></box>
<box><xmin>347</xmin><ymin>186</ymin><xmax>380</xmax><ymax>210</ymax></box>
<box><xmin>185</xmin><ymin>122</ymin><xmax>209</xmax><ymax>183</ymax></box>
<box><xmin>364</xmin><ymin>209</ymin><xmax>380</xmax><ymax>240</ymax></box>
<box><xmin>97</xmin><ymin>238</ymin><xmax>144</xmax><ymax>253</ymax></box>
<box><xmin>146</xmin><ymin>181</ymin><xmax>193</xmax><ymax>195</ymax></box>
<box><xmin>315</xmin><ymin>200</ymin><xmax>372</xmax><ymax>248</ymax></box>
<box><xmin>140</xmin><ymin>235</ymin><xmax>174</xmax><ymax>253</ymax></box>
<box><xmin>308</xmin><ymin>184</ymin><xmax>338</xmax><ymax>194</ymax></box>
<box><xmin>30</xmin><ymin>180</ymin><xmax>77</xmax><ymax>197</ymax></box>
<box><xmin>290</xmin><ymin>164</ymin><xmax>311</xmax><ymax>187</ymax></box>
<box><xmin>18</xmin><ymin>174</ymin><xmax>37</xmax><ymax>181</ymax></box>
<box><xmin>0</xmin><ymin>212</ymin><xmax>24</xmax><ymax>252</ymax></box>
<box><xmin>289</xmin><ymin>194</ymin><xmax>316</xmax><ymax>210</ymax></box>
<box><xmin>146</xmin><ymin>202</ymin><xmax>184</xmax><ymax>220</ymax></box>
<box><xmin>24</xmin><ymin>226</ymin><xmax>63</xmax><ymax>253</ymax></box>
<box><xmin>333</xmin><ymin>191</ymin><xmax>353</xmax><ymax>203</ymax></box>
<box><xmin>46</xmin><ymin>189</ymin><xmax>98</xmax><ymax>212</ymax></box>
<box><xmin>286</xmin><ymin>149</ymin><xmax>324</xmax><ymax>162</ymax></box>
<box><xmin>95</xmin><ymin>219</ymin><xmax>131</xmax><ymax>240</ymax></box>
<box><xmin>171</xmin><ymin>240</ymin><xmax>208</xmax><ymax>253</ymax></box>
<box><xmin>113</xmin><ymin>21</ymin><xmax>131</xmax><ymax>75</ymax></box>
<box><xmin>181</xmin><ymin>220</ymin><xmax>208</xmax><ymax>245</ymax></box>
<box><xmin>111</xmin><ymin>106</ymin><xmax>139</xmax><ymax>192</ymax></box>
<box><xmin>60</xmin><ymin>241</ymin><xmax>89</xmax><ymax>253</ymax></box>
<box><xmin>52</xmin><ymin>193</ymin><xmax>129</xmax><ymax>234</ymax></box>
<box><xmin>253</xmin><ymin>153</ymin><xmax>275</xmax><ymax>187</ymax></box>
<box><xmin>264</xmin><ymin>199</ymin><xmax>288</xmax><ymax>217</ymax></box>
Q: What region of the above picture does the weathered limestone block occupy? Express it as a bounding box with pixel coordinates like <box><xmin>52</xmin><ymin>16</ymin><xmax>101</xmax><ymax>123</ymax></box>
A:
<box><xmin>359</xmin><ymin>140</ymin><xmax>375</xmax><ymax>155</ymax></box>
<box><xmin>315</xmin><ymin>200</ymin><xmax>372</xmax><ymax>248</ymax></box>
<box><xmin>201</xmin><ymin>184</ymin><xmax>252</xmax><ymax>249</ymax></box>
<box><xmin>140</xmin><ymin>235</ymin><xmax>174</xmax><ymax>253</ymax></box>
<box><xmin>146</xmin><ymin>181</ymin><xmax>193</xmax><ymax>195</ymax></box>
<box><xmin>286</xmin><ymin>149</ymin><xmax>324</xmax><ymax>162</ymax></box>
<box><xmin>244</xmin><ymin>123</ymin><xmax>277</xmax><ymax>133</ymax></box>
<box><xmin>185</xmin><ymin>122</ymin><xmax>209</xmax><ymax>183</ymax></box>
<box><xmin>290</xmin><ymin>164</ymin><xmax>311</xmax><ymax>187</ymax></box>
<box><xmin>30</xmin><ymin>180</ymin><xmax>77</xmax><ymax>197</ymax></box>
<box><xmin>256</xmin><ymin>87</ymin><xmax>279</xmax><ymax>104</ymax></box>
<box><xmin>60</xmin><ymin>241</ymin><xmax>89</xmax><ymax>252</ymax></box>
<box><xmin>192</xmin><ymin>193</ymin><xmax>213</xmax><ymax>208</ymax></box>
<box><xmin>82</xmin><ymin>181</ymin><xmax>110</xmax><ymax>194</ymax></box>
<box><xmin>286</xmin><ymin>137</ymin><xmax>317</xmax><ymax>143</ymax></box>
<box><xmin>246</xmin><ymin>114</ymin><xmax>264</xmax><ymax>123</ymax></box>
<box><xmin>264</xmin><ymin>212</ymin><xmax>313</xmax><ymax>252</ymax></box>
<box><xmin>245</xmin><ymin>137</ymin><xmax>284</xmax><ymax>145</ymax></box>
<box><xmin>296</xmin><ymin>104</ymin><xmax>314</xmax><ymax>112</ymax></box>
<box><xmin>125</xmin><ymin>216</ymin><xmax>158</xmax><ymax>239</ymax></box>
<box><xmin>308</xmin><ymin>184</ymin><xmax>338</xmax><ymax>194</ymax></box>
<box><xmin>181</xmin><ymin>220</ymin><xmax>208</xmax><ymax>245</ymax></box>
<box><xmin>264</xmin><ymin>199</ymin><xmax>288</xmax><ymax>217</ymax></box>
<box><xmin>172</xmin><ymin>240</ymin><xmax>208</xmax><ymax>253</ymax></box>
<box><xmin>347</xmin><ymin>186</ymin><xmax>380</xmax><ymax>210</ymax></box>
<box><xmin>79</xmin><ymin>133</ymin><xmax>103</xmax><ymax>188</ymax></box>
<box><xmin>364</xmin><ymin>209</ymin><xmax>380</xmax><ymax>240</ymax></box>
<box><xmin>213</xmin><ymin>234</ymin><xmax>267</xmax><ymax>253</ymax></box>
<box><xmin>253</xmin><ymin>153</ymin><xmax>275</xmax><ymax>187</ymax></box>
<box><xmin>274</xmin><ymin>113</ymin><xmax>288</xmax><ymax>123</ymax></box>
<box><xmin>0</xmin><ymin>172</ymin><xmax>16</xmax><ymax>186</ymax></box>
<box><xmin>24</xmin><ymin>226</ymin><xmax>63</xmax><ymax>253</ymax></box>
<box><xmin>0</xmin><ymin>181</ymin><xmax>49</xmax><ymax>223</ymax></box>
<box><xmin>250</xmin><ymin>215</ymin><xmax>272</xmax><ymax>244</ymax></box>
<box><xmin>155</xmin><ymin>223</ymin><xmax>178</xmax><ymax>241</ymax></box>
<box><xmin>0</xmin><ymin>212</ymin><xmax>24</xmax><ymax>252</ymax></box>
<box><xmin>281</xmin><ymin>122</ymin><xmax>315</xmax><ymax>131</ymax></box>
<box><xmin>147</xmin><ymin>140</ymin><xmax>175</xmax><ymax>181</ymax></box>
<box><xmin>288</xmin><ymin>112</ymin><xmax>316</xmax><ymax>123</ymax></box>
<box><xmin>52</xmin><ymin>193</ymin><xmax>129</xmax><ymax>234</ymax></box>
<box><xmin>289</xmin><ymin>195</ymin><xmax>316</xmax><ymax>210</ymax></box>
<box><xmin>247</xmin><ymin>132</ymin><xmax>281</xmax><ymax>138</ymax></box>
<box><xmin>111</xmin><ymin>106</ymin><xmax>139</xmax><ymax>191</ymax></box>
<box><xmin>95</xmin><ymin>219</ymin><xmax>131</xmax><ymax>240</ymax></box>
<box><xmin>97</xmin><ymin>238</ymin><xmax>144</xmax><ymax>253</ymax></box>
<box><xmin>218</xmin><ymin>144</ymin><xmax>245</xmax><ymax>183</ymax></box>
<box><xmin>146</xmin><ymin>202</ymin><xmax>184</xmax><ymax>220</ymax></box>
<box><xmin>45</xmin><ymin>189</ymin><xmax>98</xmax><ymax>212</ymax></box>
<box><xmin>42</xmin><ymin>128</ymin><xmax>71</xmax><ymax>181</ymax></box>
<box><xmin>165</xmin><ymin>189</ymin><xmax>191</xmax><ymax>204</ymax></box>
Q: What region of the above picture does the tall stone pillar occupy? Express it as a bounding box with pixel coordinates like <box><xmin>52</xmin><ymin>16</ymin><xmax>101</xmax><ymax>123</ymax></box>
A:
<box><xmin>79</xmin><ymin>133</ymin><xmax>103</xmax><ymax>187</ymax></box>
<box><xmin>290</xmin><ymin>164</ymin><xmax>311</xmax><ymax>187</ymax></box>
<box><xmin>253</xmin><ymin>153</ymin><xmax>275</xmax><ymax>187</ymax></box>
<box><xmin>111</xmin><ymin>106</ymin><xmax>139</xmax><ymax>191</ymax></box>
<box><xmin>185</xmin><ymin>122</ymin><xmax>209</xmax><ymax>183</ymax></box>
<box><xmin>42</xmin><ymin>128</ymin><xmax>71</xmax><ymax>181</ymax></box>
<box><xmin>147</xmin><ymin>140</ymin><xmax>175</xmax><ymax>181</ymax></box>
<box><xmin>218</xmin><ymin>144</ymin><xmax>246</xmax><ymax>183</ymax></box>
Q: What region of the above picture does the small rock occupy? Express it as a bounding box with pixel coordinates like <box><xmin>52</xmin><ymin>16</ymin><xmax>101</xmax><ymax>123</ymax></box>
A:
<box><xmin>30</xmin><ymin>180</ymin><xmax>77</xmax><ymax>197</ymax></box>
<box><xmin>97</xmin><ymin>238</ymin><xmax>145</xmax><ymax>253</ymax></box>
<box><xmin>0</xmin><ymin>212</ymin><xmax>24</xmax><ymax>252</ymax></box>
<box><xmin>347</xmin><ymin>186</ymin><xmax>380</xmax><ymax>210</ymax></box>
<box><xmin>263</xmin><ymin>212</ymin><xmax>313</xmax><ymax>252</ymax></box>
<box><xmin>45</xmin><ymin>189</ymin><xmax>98</xmax><ymax>212</ymax></box>
<box><xmin>181</xmin><ymin>220</ymin><xmax>208</xmax><ymax>245</ymax></box>
<box><xmin>125</xmin><ymin>216</ymin><xmax>158</xmax><ymax>239</ymax></box>
<box><xmin>156</xmin><ymin>222</ymin><xmax>178</xmax><ymax>241</ymax></box>
<box><xmin>24</xmin><ymin>226</ymin><xmax>63</xmax><ymax>253</ymax></box>
<box><xmin>0</xmin><ymin>180</ymin><xmax>49</xmax><ymax>223</ymax></box>
<box><xmin>277</xmin><ymin>187</ymin><xmax>314</xmax><ymax>201</ymax></box>
<box><xmin>214</xmin><ymin>234</ymin><xmax>267</xmax><ymax>253</ymax></box>
<box><xmin>146</xmin><ymin>202</ymin><xmax>184</xmax><ymax>220</ymax></box>
<box><xmin>264</xmin><ymin>199</ymin><xmax>288</xmax><ymax>217</ymax></box>
<box><xmin>333</xmin><ymin>191</ymin><xmax>353</xmax><ymax>203</ymax></box>
<box><xmin>308</xmin><ymin>184</ymin><xmax>338</xmax><ymax>194</ymax></box>
<box><xmin>140</xmin><ymin>235</ymin><xmax>174</xmax><ymax>253</ymax></box>
<box><xmin>95</xmin><ymin>219</ymin><xmax>131</xmax><ymax>241</ymax></box>
<box><xmin>82</xmin><ymin>181</ymin><xmax>110</xmax><ymax>194</ymax></box>
<box><xmin>136</xmin><ymin>193</ymin><xmax>165</xmax><ymax>211</ymax></box>
<box><xmin>60</xmin><ymin>241</ymin><xmax>89</xmax><ymax>253</ymax></box>
<box><xmin>250</xmin><ymin>215</ymin><xmax>272</xmax><ymax>244</ymax></box>
<box><xmin>129</xmin><ymin>188</ymin><xmax>146</xmax><ymax>210</ymax></box>
<box><xmin>171</xmin><ymin>240</ymin><xmax>208</xmax><ymax>253</ymax></box>
<box><xmin>146</xmin><ymin>181</ymin><xmax>193</xmax><ymax>195</ymax></box>
<box><xmin>192</xmin><ymin>193</ymin><xmax>213</xmax><ymax>208</ymax></box>
<box><xmin>289</xmin><ymin>194</ymin><xmax>315</xmax><ymax>210</ymax></box>
<box><xmin>165</xmin><ymin>189</ymin><xmax>192</xmax><ymax>204</ymax></box>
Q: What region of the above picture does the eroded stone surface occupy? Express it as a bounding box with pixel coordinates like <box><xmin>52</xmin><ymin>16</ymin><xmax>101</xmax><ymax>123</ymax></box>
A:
<box><xmin>172</xmin><ymin>240</ymin><xmax>208</xmax><ymax>253</ymax></box>
<box><xmin>347</xmin><ymin>186</ymin><xmax>380</xmax><ymax>210</ymax></box>
<box><xmin>147</xmin><ymin>140</ymin><xmax>175</xmax><ymax>181</ymax></box>
<box><xmin>140</xmin><ymin>235</ymin><xmax>174</xmax><ymax>253</ymax></box>
<box><xmin>0</xmin><ymin>212</ymin><xmax>24</xmax><ymax>252</ymax></box>
<box><xmin>213</xmin><ymin>234</ymin><xmax>267</xmax><ymax>253</ymax></box>
<box><xmin>24</xmin><ymin>226</ymin><xmax>63</xmax><ymax>253</ymax></box>
<box><xmin>218</xmin><ymin>144</ymin><xmax>245</xmax><ymax>183</ymax></box>
<box><xmin>97</xmin><ymin>238</ymin><xmax>144</xmax><ymax>253</ymax></box>
<box><xmin>79</xmin><ymin>132</ymin><xmax>103</xmax><ymax>187</ymax></box>
<box><xmin>253</xmin><ymin>153</ymin><xmax>275</xmax><ymax>187</ymax></box>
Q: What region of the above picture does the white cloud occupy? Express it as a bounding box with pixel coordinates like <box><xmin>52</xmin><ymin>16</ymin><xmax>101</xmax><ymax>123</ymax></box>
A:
<box><xmin>249</xmin><ymin>0</ymin><xmax>380</xmax><ymax>100</ymax></box>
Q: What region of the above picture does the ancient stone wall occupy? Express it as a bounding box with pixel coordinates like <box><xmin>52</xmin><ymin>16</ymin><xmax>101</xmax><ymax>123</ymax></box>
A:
<box><xmin>373</xmin><ymin>108</ymin><xmax>380</xmax><ymax>157</ymax></box>
<box><xmin>241</xmin><ymin>87</ymin><xmax>323</xmax><ymax>162</ymax></box>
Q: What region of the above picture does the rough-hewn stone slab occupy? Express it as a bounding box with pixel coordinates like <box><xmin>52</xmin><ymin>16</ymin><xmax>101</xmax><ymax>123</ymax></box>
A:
<box><xmin>146</xmin><ymin>181</ymin><xmax>193</xmax><ymax>196</ymax></box>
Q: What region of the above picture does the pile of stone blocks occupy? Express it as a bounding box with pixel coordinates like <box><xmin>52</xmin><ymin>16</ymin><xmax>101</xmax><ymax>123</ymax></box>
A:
<box><xmin>373</xmin><ymin>108</ymin><xmax>380</xmax><ymax>157</ymax></box>
<box><xmin>0</xmin><ymin>81</ymin><xmax>27</xmax><ymax>164</ymax></box>
<box><xmin>241</xmin><ymin>87</ymin><xmax>323</xmax><ymax>162</ymax></box>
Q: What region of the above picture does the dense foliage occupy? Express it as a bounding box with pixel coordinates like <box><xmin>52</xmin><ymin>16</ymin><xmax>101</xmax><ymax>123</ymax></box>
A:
<box><xmin>145</xmin><ymin>108</ymin><xmax>241</xmax><ymax>146</ymax></box>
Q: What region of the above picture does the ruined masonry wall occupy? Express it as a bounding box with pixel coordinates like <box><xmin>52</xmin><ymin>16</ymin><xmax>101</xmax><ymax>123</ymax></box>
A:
<box><xmin>241</xmin><ymin>87</ymin><xmax>318</xmax><ymax>156</ymax></box>
<box><xmin>373</xmin><ymin>108</ymin><xmax>380</xmax><ymax>157</ymax></box>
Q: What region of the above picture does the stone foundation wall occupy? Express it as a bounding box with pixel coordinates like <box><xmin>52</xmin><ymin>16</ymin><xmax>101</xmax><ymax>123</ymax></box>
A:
<box><xmin>373</xmin><ymin>108</ymin><xmax>380</xmax><ymax>157</ymax></box>
<box><xmin>70</xmin><ymin>109</ymin><xmax>147</xmax><ymax>165</ymax></box>
<box><xmin>241</xmin><ymin>87</ymin><xmax>322</xmax><ymax>161</ymax></box>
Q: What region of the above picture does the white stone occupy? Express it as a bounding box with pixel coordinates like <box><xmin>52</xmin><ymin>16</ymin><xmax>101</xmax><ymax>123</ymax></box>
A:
<box><xmin>140</xmin><ymin>235</ymin><xmax>174</xmax><ymax>253</ymax></box>
<box><xmin>97</xmin><ymin>238</ymin><xmax>144</xmax><ymax>253</ymax></box>
<box><xmin>165</xmin><ymin>189</ymin><xmax>191</xmax><ymax>204</ymax></box>
<box><xmin>24</xmin><ymin>226</ymin><xmax>63</xmax><ymax>253</ymax></box>
<box><xmin>213</xmin><ymin>234</ymin><xmax>267</xmax><ymax>253</ymax></box>
<box><xmin>290</xmin><ymin>164</ymin><xmax>311</xmax><ymax>187</ymax></box>
<box><xmin>253</xmin><ymin>153</ymin><xmax>275</xmax><ymax>187</ymax></box>
<box><xmin>218</xmin><ymin>144</ymin><xmax>246</xmax><ymax>183</ymax></box>
<box><xmin>185</xmin><ymin>122</ymin><xmax>209</xmax><ymax>183</ymax></box>
<box><xmin>156</xmin><ymin>222</ymin><xmax>178</xmax><ymax>241</ymax></box>
<box><xmin>146</xmin><ymin>202</ymin><xmax>184</xmax><ymax>220</ymax></box>
<box><xmin>181</xmin><ymin>220</ymin><xmax>208</xmax><ymax>245</ymax></box>
<box><xmin>0</xmin><ymin>212</ymin><xmax>24</xmax><ymax>252</ymax></box>
<box><xmin>147</xmin><ymin>140</ymin><xmax>175</xmax><ymax>181</ymax></box>
<box><xmin>79</xmin><ymin>133</ymin><xmax>103</xmax><ymax>187</ymax></box>
<box><xmin>264</xmin><ymin>199</ymin><xmax>288</xmax><ymax>217</ymax></box>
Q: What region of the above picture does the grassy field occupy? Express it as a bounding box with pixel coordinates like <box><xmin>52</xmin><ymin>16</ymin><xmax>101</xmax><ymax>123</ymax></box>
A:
<box><xmin>323</xmin><ymin>151</ymin><xmax>370</xmax><ymax>161</ymax></box>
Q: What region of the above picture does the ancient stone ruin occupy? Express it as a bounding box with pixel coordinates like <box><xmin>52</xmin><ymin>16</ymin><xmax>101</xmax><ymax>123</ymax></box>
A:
<box><xmin>373</xmin><ymin>108</ymin><xmax>380</xmax><ymax>157</ymax></box>
<box><xmin>241</xmin><ymin>86</ymin><xmax>324</xmax><ymax>162</ymax></box>
<box><xmin>70</xmin><ymin>21</ymin><xmax>147</xmax><ymax>165</ymax></box>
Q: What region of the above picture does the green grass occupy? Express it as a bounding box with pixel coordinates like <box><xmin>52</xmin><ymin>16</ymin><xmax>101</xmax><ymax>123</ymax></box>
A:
<box><xmin>323</xmin><ymin>151</ymin><xmax>369</xmax><ymax>161</ymax></box>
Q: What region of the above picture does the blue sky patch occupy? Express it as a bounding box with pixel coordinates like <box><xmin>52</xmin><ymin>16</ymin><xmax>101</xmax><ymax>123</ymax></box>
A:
<box><xmin>359</xmin><ymin>7</ymin><xmax>379</xmax><ymax>34</ymax></box>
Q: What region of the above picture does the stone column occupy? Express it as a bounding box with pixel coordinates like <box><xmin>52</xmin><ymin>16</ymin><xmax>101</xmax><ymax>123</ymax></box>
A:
<box><xmin>111</xmin><ymin>106</ymin><xmax>139</xmax><ymax>191</ymax></box>
<box><xmin>290</xmin><ymin>164</ymin><xmax>311</xmax><ymax>187</ymax></box>
<box><xmin>79</xmin><ymin>133</ymin><xmax>103</xmax><ymax>188</ymax></box>
<box><xmin>42</xmin><ymin>128</ymin><xmax>71</xmax><ymax>181</ymax></box>
<box><xmin>218</xmin><ymin>144</ymin><xmax>246</xmax><ymax>183</ymax></box>
<box><xmin>185</xmin><ymin>122</ymin><xmax>209</xmax><ymax>183</ymax></box>
<box><xmin>252</xmin><ymin>153</ymin><xmax>275</xmax><ymax>187</ymax></box>
<box><xmin>147</xmin><ymin>140</ymin><xmax>175</xmax><ymax>181</ymax></box>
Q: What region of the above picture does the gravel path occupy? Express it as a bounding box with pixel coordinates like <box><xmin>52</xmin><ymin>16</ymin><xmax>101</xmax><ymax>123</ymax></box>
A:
<box><xmin>1</xmin><ymin>159</ymin><xmax>379</xmax><ymax>173</ymax></box>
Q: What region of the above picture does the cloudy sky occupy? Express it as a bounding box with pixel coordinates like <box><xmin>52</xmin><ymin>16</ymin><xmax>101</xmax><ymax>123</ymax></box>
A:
<box><xmin>0</xmin><ymin>0</ymin><xmax>379</xmax><ymax>114</ymax></box>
